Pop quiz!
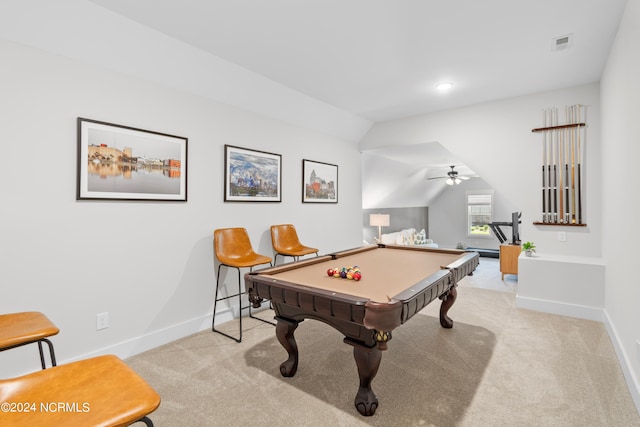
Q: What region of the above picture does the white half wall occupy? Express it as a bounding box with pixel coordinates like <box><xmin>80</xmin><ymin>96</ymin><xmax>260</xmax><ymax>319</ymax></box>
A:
<box><xmin>517</xmin><ymin>254</ymin><xmax>605</xmax><ymax>322</ymax></box>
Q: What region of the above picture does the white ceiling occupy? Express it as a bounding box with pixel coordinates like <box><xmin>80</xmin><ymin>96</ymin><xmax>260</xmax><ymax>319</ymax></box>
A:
<box><xmin>365</xmin><ymin>142</ymin><xmax>477</xmax><ymax>178</ymax></box>
<box><xmin>89</xmin><ymin>0</ymin><xmax>626</xmax><ymax>123</ymax></box>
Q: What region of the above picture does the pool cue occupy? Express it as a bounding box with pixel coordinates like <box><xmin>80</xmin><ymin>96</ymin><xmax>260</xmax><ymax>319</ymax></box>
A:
<box><xmin>570</xmin><ymin>105</ymin><xmax>577</xmax><ymax>223</ymax></box>
<box><xmin>552</xmin><ymin>108</ymin><xmax>559</xmax><ymax>223</ymax></box>
<box><xmin>553</xmin><ymin>162</ymin><xmax>558</xmax><ymax>222</ymax></box>
<box><xmin>564</xmin><ymin>107</ymin><xmax>570</xmax><ymax>223</ymax></box>
<box><xmin>548</xmin><ymin>109</ymin><xmax>553</xmax><ymax>223</ymax></box>
<box><xmin>546</xmin><ymin>108</ymin><xmax>552</xmax><ymax>223</ymax></box>
<box><xmin>558</xmin><ymin>108</ymin><xmax>564</xmax><ymax>222</ymax></box>
<box><xmin>562</xmin><ymin>106</ymin><xmax>568</xmax><ymax>223</ymax></box>
<box><xmin>542</xmin><ymin>110</ymin><xmax>548</xmax><ymax>222</ymax></box>
<box><xmin>547</xmin><ymin>110</ymin><xmax>553</xmax><ymax>222</ymax></box>
<box><xmin>576</xmin><ymin>105</ymin><xmax>582</xmax><ymax>224</ymax></box>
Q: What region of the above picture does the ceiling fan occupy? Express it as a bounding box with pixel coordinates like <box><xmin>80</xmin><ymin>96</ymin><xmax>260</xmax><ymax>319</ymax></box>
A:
<box><xmin>427</xmin><ymin>165</ymin><xmax>471</xmax><ymax>185</ymax></box>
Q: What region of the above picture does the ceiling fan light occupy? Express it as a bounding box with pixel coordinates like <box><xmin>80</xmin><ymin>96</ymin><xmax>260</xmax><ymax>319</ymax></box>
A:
<box><xmin>455</xmin><ymin>177</ymin><xmax>461</xmax><ymax>184</ymax></box>
<box><xmin>446</xmin><ymin>178</ymin><xmax>454</xmax><ymax>185</ymax></box>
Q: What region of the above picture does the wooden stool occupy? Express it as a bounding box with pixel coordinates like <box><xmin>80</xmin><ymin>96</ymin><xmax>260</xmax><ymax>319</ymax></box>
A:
<box><xmin>270</xmin><ymin>224</ymin><xmax>318</xmax><ymax>265</ymax></box>
<box><xmin>213</xmin><ymin>228</ymin><xmax>273</xmax><ymax>342</ymax></box>
<box><xmin>0</xmin><ymin>312</ymin><xmax>59</xmax><ymax>369</ymax></box>
<box><xmin>0</xmin><ymin>354</ymin><xmax>161</xmax><ymax>426</ymax></box>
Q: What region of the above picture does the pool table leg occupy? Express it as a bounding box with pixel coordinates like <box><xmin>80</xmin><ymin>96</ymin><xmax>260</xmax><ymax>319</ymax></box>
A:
<box><xmin>439</xmin><ymin>286</ymin><xmax>458</xmax><ymax>329</ymax></box>
<box><xmin>275</xmin><ymin>317</ymin><xmax>299</xmax><ymax>377</ymax></box>
<box><xmin>352</xmin><ymin>342</ymin><xmax>382</xmax><ymax>416</ymax></box>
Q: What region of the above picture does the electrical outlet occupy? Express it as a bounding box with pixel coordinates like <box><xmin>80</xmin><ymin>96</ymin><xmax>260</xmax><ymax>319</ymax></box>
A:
<box><xmin>96</xmin><ymin>312</ymin><xmax>109</xmax><ymax>330</ymax></box>
<box><xmin>558</xmin><ymin>231</ymin><xmax>567</xmax><ymax>242</ymax></box>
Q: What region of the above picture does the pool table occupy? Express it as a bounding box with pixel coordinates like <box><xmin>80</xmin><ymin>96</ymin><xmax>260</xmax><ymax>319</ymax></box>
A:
<box><xmin>245</xmin><ymin>244</ymin><xmax>479</xmax><ymax>416</ymax></box>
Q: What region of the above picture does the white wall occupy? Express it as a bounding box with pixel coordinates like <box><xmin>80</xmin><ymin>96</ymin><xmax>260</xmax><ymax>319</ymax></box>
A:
<box><xmin>361</xmin><ymin>152</ymin><xmax>446</xmax><ymax>209</ymax></box>
<box><xmin>428</xmin><ymin>179</ymin><xmax>518</xmax><ymax>250</ymax></box>
<box><xmin>360</xmin><ymin>83</ymin><xmax>602</xmax><ymax>258</ymax></box>
<box><xmin>601</xmin><ymin>0</ymin><xmax>640</xmax><ymax>409</ymax></box>
<box><xmin>0</xmin><ymin>0</ymin><xmax>371</xmax><ymax>143</ymax></box>
<box><xmin>360</xmin><ymin>5</ymin><xmax>640</xmax><ymax>406</ymax></box>
<box><xmin>0</xmin><ymin>38</ymin><xmax>363</xmax><ymax>377</ymax></box>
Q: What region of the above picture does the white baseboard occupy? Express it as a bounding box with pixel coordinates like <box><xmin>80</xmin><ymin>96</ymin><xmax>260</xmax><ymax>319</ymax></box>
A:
<box><xmin>603</xmin><ymin>311</ymin><xmax>640</xmax><ymax>415</ymax></box>
<box><xmin>58</xmin><ymin>303</ymin><xmax>276</xmax><ymax>366</ymax></box>
<box><xmin>64</xmin><ymin>308</ymin><xmax>234</xmax><ymax>364</ymax></box>
<box><xmin>515</xmin><ymin>295</ymin><xmax>605</xmax><ymax>322</ymax></box>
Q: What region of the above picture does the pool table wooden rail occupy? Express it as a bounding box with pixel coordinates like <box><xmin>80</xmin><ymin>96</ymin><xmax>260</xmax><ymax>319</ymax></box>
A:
<box><xmin>245</xmin><ymin>245</ymin><xmax>479</xmax><ymax>347</ymax></box>
<box><xmin>244</xmin><ymin>245</ymin><xmax>479</xmax><ymax>417</ymax></box>
<box><xmin>247</xmin><ymin>253</ymin><xmax>392</xmax><ymax>347</ymax></box>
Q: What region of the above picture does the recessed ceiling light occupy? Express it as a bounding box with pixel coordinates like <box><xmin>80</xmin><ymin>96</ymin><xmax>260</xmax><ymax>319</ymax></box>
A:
<box><xmin>435</xmin><ymin>82</ymin><xmax>453</xmax><ymax>91</ymax></box>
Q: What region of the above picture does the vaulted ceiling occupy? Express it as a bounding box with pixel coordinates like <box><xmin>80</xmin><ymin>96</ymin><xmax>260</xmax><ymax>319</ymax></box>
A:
<box><xmin>89</xmin><ymin>0</ymin><xmax>626</xmax><ymax>124</ymax></box>
<box><xmin>5</xmin><ymin>1</ymin><xmax>624</xmax><ymax>206</ymax></box>
<box><xmin>86</xmin><ymin>0</ymin><xmax>627</xmax><ymax>198</ymax></box>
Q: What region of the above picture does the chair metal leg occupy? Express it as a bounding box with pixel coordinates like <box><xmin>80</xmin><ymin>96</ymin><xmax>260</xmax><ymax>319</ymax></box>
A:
<box><xmin>275</xmin><ymin>252</ymin><xmax>319</xmax><ymax>265</ymax></box>
<box><xmin>212</xmin><ymin>264</ymin><xmax>243</xmax><ymax>343</ymax></box>
<box><xmin>275</xmin><ymin>253</ymin><xmax>295</xmax><ymax>265</ymax></box>
<box><xmin>247</xmin><ymin>265</ymin><xmax>276</xmax><ymax>327</ymax></box>
<box><xmin>133</xmin><ymin>416</ymin><xmax>154</xmax><ymax>426</ymax></box>
<box><xmin>37</xmin><ymin>338</ymin><xmax>57</xmax><ymax>369</ymax></box>
<box><xmin>212</xmin><ymin>264</ymin><xmax>275</xmax><ymax>343</ymax></box>
<box><xmin>0</xmin><ymin>338</ymin><xmax>57</xmax><ymax>370</ymax></box>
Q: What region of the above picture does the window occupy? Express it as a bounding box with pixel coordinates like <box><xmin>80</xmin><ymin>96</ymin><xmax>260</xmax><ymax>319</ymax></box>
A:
<box><xmin>467</xmin><ymin>192</ymin><xmax>493</xmax><ymax>237</ymax></box>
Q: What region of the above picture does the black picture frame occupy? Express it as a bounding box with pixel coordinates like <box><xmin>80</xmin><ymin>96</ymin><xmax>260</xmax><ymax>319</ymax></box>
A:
<box><xmin>224</xmin><ymin>145</ymin><xmax>282</xmax><ymax>202</ymax></box>
<box><xmin>77</xmin><ymin>118</ymin><xmax>188</xmax><ymax>201</ymax></box>
<box><xmin>302</xmin><ymin>159</ymin><xmax>338</xmax><ymax>203</ymax></box>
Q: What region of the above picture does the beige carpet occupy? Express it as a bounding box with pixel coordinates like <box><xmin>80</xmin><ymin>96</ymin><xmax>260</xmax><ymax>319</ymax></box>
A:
<box><xmin>127</xmin><ymin>259</ymin><xmax>640</xmax><ymax>426</ymax></box>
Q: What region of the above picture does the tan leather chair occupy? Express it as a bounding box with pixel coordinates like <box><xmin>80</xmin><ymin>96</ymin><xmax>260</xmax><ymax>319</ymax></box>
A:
<box><xmin>0</xmin><ymin>312</ymin><xmax>59</xmax><ymax>369</ymax></box>
<box><xmin>213</xmin><ymin>228</ymin><xmax>273</xmax><ymax>342</ymax></box>
<box><xmin>0</xmin><ymin>354</ymin><xmax>160</xmax><ymax>426</ymax></box>
<box><xmin>270</xmin><ymin>224</ymin><xmax>319</xmax><ymax>264</ymax></box>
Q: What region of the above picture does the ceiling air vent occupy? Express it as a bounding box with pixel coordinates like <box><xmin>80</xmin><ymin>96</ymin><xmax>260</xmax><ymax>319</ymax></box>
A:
<box><xmin>551</xmin><ymin>34</ymin><xmax>573</xmax><ymax>51</ymax></box>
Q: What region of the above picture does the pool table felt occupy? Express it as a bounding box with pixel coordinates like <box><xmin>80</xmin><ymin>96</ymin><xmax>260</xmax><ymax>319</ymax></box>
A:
<box><xmin>257</xmin><ymin>246</ymin><xmax>467</xmax><ymax>303</ymax></box>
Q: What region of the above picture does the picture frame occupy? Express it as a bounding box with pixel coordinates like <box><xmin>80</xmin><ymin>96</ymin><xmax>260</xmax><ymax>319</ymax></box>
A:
<box><xmin>224</xmin><ymin>145</ymin><xmax>282</xmax><ymax>202</ymax></box>
<box><xmin>77</xmin><ymin>118</ymin><xmax>188</xmax><ymax>201</ymax></box>
<box><xmin>302</xmin><ymin>159</ymin><xmax>338</xmax><ymax>203</ymax></box>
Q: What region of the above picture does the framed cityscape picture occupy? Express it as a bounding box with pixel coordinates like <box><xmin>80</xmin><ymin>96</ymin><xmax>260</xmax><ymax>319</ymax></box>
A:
<box><xmin>224</xmin><ymin>145</ymin><xmax>282</xmax><ymax>202</ymax></box>
<box><xmin>302</xmin><ymin>159</ymin><xmax>338</xmax><ymax>203</ymax></box>
<box><xmin>77</xmin><ymin>118</ymin><xmax>187</xmax><ymax>201</ymax></box>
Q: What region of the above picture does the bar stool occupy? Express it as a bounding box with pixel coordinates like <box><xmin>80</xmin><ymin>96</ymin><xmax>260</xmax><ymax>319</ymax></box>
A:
<box><xmin>0</xmin><ymin>311</ymin><xmax>59</xmax><ymax>369</ymax></box>
<box><xmin>213</xmin><ymin>228</ymin><xmax>273</xmax><ymax>343</ymax></box>
<box><xmin>0</xmin><ymin>354</ymin><xmax>160</xmax><ymax>426</ymax></box>
<box><xmin>270</xmin><ymin>224</ymin><xmax>319</xmax><ymax>265</ymax></box>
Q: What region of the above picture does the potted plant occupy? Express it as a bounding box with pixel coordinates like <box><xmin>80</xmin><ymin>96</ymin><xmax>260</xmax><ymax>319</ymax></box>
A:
<box><xmin>522</xmin><ymin>241</ymin><xmax>536</xmax><ymax>257</ymax></box>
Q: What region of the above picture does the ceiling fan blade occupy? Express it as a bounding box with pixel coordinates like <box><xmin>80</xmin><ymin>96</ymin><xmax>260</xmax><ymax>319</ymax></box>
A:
<box><xmin>426</xmin><ymin>176</ymin><xmax>447</xmax><ymax>180</ymax></box>
<box><xmin>459</xmin><ymin>175</ymin><xmax>471</xmax><ymax>180</ymax></box>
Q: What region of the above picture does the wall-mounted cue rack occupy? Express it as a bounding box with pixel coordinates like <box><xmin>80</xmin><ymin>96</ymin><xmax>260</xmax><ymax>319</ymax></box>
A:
<box><xmin>531</xmin><ymin>105</ymin><xmax>587</xmax><ymax>227</ymax></box>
